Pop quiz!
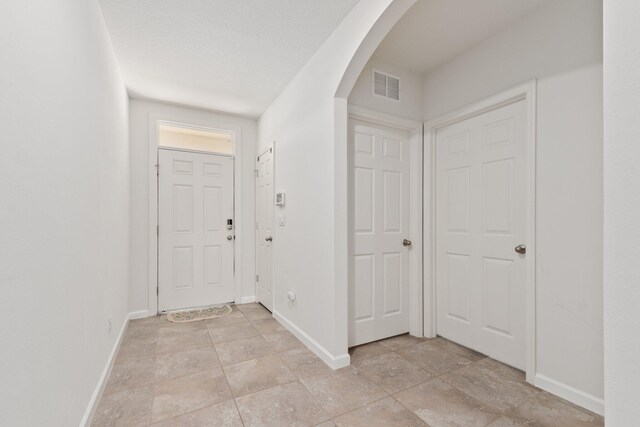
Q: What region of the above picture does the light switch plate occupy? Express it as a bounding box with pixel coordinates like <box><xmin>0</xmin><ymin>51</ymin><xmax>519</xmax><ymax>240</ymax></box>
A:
<box><xmin>278</xmin><ymin>215</ymin><xmax>286</xmax><ymax>226</ymax></box>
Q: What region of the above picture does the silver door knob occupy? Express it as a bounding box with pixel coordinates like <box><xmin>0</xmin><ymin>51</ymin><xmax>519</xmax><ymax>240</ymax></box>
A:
<box><xmin>515</xmin><ymin>244</ymin><xmax>526</xmax><ymax>254</ymax></box>
<box><xmin>403</xmin><ymin>239</ymin><xmax>412</xmax><ymax>247</ymax></box>
<box><xmin>265</xmin><ymin>236</ymin><xmax>273</xmax><ymax>242</ymax></box>
<box><xmin>227</xmin><ymin>235</ymin><xmax>233</xmax><ymax>241</ymax></box>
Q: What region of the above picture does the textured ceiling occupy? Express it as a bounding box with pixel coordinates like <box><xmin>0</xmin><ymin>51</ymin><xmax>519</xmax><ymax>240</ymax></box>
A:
<box><xmin>99</xmin><ymin>0</ymin><xmax>359</xmax><ymax>117</ymax></box>
<box><xmin>374</xmin><ymin>0</ymin><xmax>552</xmax><ymax>74</ymax></box>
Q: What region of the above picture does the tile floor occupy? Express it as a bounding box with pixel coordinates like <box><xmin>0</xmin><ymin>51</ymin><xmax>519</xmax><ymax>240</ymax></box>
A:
<box><xmin>92</xmin><ymin>303</ymin><xmax>604</xmax><ymax>426</ymax></box>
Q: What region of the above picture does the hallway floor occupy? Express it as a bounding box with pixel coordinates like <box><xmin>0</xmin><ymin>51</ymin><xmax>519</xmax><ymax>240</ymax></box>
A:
<box><xmin>92</xmin><ymin>303</ymin><xmax>603</xmax><ymax>426</ymax></box>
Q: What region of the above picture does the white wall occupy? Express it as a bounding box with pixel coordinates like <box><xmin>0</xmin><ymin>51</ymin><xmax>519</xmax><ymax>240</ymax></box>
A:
<box><xmin>129</xmin><ymin>99</ymin><xmax>257</xmax><ymax>313</ymax></box>
<box><xmin>348</xmin><ymin>56</ymin><xmax>423</xmax><ymax>120</ymax></box>
<box><xmin>258</xmin><ymin>0</ymin><xmax>416</xmax><ymax>365</ymax></box>
<box><xmin>422</xmin><ymin>0</ymin><xmax>603</xmax><ymax>412</ymax></box>
<box><xmin>0</xmin><ymin>1</ymin><xmax>130</xmax><ymax>425</ymax></box>
<box><xmin>603</xmin><ymin>0</ymin><xmax>640</xmax><ymax>423</ymax></box>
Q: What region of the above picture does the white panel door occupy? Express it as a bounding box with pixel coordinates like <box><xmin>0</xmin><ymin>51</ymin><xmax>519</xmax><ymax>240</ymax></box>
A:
<box><xmin>349</xmin><ymin>119</ymin><xmax>411</xmax><ymax>347</ymax></box>
<box><xmin>435</xmin><ymin>100</ymin><xmax>527</xmax><ymax>369</ymax></box>
<box><xmin>158</xmin><ymin>149</ymin><xmax>234</xmax><ymax>312</ymax></box>
<box><xmin>256</xmin><ymin>147</ymin><xmax>274</xmax><ymax>312</ymax></box>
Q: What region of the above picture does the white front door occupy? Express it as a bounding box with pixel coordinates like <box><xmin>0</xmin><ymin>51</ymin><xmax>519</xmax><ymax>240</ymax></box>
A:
<box><xmin>158</xmin><ymin>149</ymin><xmax>234</xmax><ymax>312</ymax></box>
<box><xmin>435</xmin><ymin>99</ymin><xmax>527</xmax><ymax>369</ymax></box>
<box><xmin>349</xmin><ymin>119</ymin><xmax>411</xmax><ymax>347</ymax></box>
<box><xmin>256</xmin><ymin>146</ymin><xmax>274</xmax><ymax>312</ymax></box>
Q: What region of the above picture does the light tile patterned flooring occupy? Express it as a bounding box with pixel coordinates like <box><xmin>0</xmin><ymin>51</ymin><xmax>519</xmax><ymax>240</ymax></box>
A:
<box><xmin>92</xmin><ymin>303</ymin><xmax>604</xmax><ymax>426</ymax></box>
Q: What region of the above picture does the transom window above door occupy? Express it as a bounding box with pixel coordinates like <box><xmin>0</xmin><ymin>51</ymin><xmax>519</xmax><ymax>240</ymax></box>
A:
<box><xmin>158</xmin><ymin>123</ymin><xmax>233</xmax><ymax>155</ymax></box>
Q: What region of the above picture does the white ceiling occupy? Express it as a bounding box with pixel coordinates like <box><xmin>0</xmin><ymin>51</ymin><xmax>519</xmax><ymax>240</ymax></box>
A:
<box><xmin>374</xmin><ymin>0</ymin><xmax>552</xmax><ymax>74</ymax></box>
<box><xmin>98</xmin><ymin>0</ymin><xmax>359</xmax><ymax>118</ymax></box>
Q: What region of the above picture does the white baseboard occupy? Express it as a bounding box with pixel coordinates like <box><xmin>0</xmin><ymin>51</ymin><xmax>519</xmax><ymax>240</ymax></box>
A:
<box><xmin>238</xmin><ymin>296</ymin><xmax>256</xmax><ymax>304</ymax></box>
<box><xmin>272</xmin><ymin>310</ymin><xmax>350</xmax><ymax>370</ymax></box>
<box><xmin>80</xmin><ymin>312</ymin><xmax>133</xmax><ymax>426</ymax></box>
<box><xmin>128</xmin><ymin>310</ymin><xmax>149</xmax><ymax>320</ymax></box>
<box><xmin>534</xmin><ymin>374</ymin><xmax>604</xmax><ymax>416</ymax></box>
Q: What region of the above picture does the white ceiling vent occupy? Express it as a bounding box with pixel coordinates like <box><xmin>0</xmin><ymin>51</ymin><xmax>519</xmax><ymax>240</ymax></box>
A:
<box><xmin>372</xmin><ymin>69</ymin><xmax>400</xmax><ymax>102</ymax></box>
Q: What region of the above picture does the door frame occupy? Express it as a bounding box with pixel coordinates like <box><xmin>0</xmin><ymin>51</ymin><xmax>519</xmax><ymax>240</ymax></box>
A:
<box><xmin>148</xmin><ymin>114</ymin><xmax>244</xmax><ymax>315</ymax></box>
<box><xmin>423</xmin><ymin>80</ymin><xmax>537</xmax><ymax>381</ymax></box>
<box><xmin>347</xmin><ymin>105</ymin><xmax>424</xmax><ymax>339</ymax></box>
<box><xmin>255</xmin><ymin>143</ymin><xmax>275</xmax><ymax>309</ymax></box>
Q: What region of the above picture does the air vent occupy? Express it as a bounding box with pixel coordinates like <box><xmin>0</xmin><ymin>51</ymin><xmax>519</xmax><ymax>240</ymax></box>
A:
<box><xmin>372</xmin><ymin>69</ymin><xmax>400</xmax><ymax>102</ymax></box>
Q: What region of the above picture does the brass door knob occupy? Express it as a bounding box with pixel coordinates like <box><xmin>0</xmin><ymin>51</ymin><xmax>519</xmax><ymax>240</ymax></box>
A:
<box><xmin>515</xmin><ymin>244</ymin><xmax>526</xmax><ymax>254</ymax></box>
<box><xmin>403</xmin><ymin>239</ymin><xmax>412</xmax><ymax>247</ymax></box>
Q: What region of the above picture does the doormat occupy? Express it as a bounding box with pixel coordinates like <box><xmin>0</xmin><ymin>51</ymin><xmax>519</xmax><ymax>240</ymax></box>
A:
<box><xmin>166</xmin><ymin>304</ymin><xmax>232</xmax><ymax>323</ymax></box>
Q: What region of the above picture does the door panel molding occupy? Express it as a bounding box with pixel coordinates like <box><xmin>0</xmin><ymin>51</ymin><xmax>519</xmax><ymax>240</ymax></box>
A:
<box><xmin>347</xmin><ymin>106</ymin><xmax>423</xmax><ymax>343</ymax></box>
<box><xmin>424</xmin><ymin>80</ymin><xmax>537</xmax><ymax>382</ymax></box>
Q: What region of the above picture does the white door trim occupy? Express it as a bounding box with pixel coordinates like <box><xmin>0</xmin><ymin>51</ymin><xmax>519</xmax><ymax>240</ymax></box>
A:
<box><xmin>148</xmin><ymin>115</ymin><xmax>244</xmax><ymax>315</ymax></box>
<box><xmin>255</xmin><ymin>142</ymin><xmax>275</xmax><ymax>310</ymax></box>
<box><xmin>423</xmin><ymin>80</ymin><xmax>537</xmax><ymax>382</ymax></box>
<box><xmin>347</xmin><ymin>105</ymin><xmax>424</xmax><ymax>338</ymax></box>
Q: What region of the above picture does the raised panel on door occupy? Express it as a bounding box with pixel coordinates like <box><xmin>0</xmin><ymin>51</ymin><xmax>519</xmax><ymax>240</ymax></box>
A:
<box><xmin>349</xmin><ymin>119</ymin><xmax>411</xmax><ymax>347</ymax></box>
<box><xmin>435</xmin><ymin>100</ymin><xmax>526</xmax><ymax>369</ymax></box>
<box><xmin>158</xmin><ymin>149</ymin><xmax>234</xmax><ymax>312</ymax></box>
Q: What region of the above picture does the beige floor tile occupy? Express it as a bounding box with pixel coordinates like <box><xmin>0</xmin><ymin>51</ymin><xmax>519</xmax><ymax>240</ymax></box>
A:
<box><xmin>155</xmin><ymin>346</ymin><xmax>220</xmax><ymax>381</ymax></box>
<box><xmin>280</xmin><ymin>348</ymin><xmax>333</xmax><ymax>379</ymax></box>
<box><xmin>395</xmin><ymin>378</ymin><xmax>501</xmax><ymax>427</ymax></box>
<box><xmin>150</xmin><ymin>368</ymin><xmax>232</xmax><ymax>422</ymax></box>
<box><xmin>378</xmin><ymin>334</ymin><xmax>425</xmax><ymax>351</ymax></box>
<box><xmin>115</xmin><ymin>338</ymin><xmax>158</xmax><ymax>363</ymax></box>
<box><xmin>315</xmin><ymin>422</ymin><xmax>336</xmax><ymax>427</ymax></box>
<box><xmin>92</xmin><ymin>386</ymin><xmax>153</xmax><ymax>426</ymax></box>
<box><xmin>215</xmin><ymin>335</ymin><xmax>274</xmax><ymax>365</ymax></box>
<box><xmin>486</xmin><ymin>416</ymin><xmax>528</xmax><ymax>426</ymax></box>
<box><xmin>251</xmin><ymin>318</ymin><xmax>287</xmax><ymax>334</ymax></box>
<box><xmin>397</xmin><ymin>341</ymin><xmax>473</xmax><ymax>375</ymax></box>
<box><xmin>432</xmin><ymin>337</ymin><xmax>486</xmax><ymax>362</ymax></box>
<box><xmin>223</xmin><ymin>354</ymin><xmax>296</xmax><ymax>396</ymax></box>
<box><xmin>505</xmin><ymin>392</ymin><xmax>604</xmax><ymax>427</ymax></box>
<box><xmin>300</xmin><ymin>366</ymin><xmax>387</xmax><ymax>417</ymax></box>
<box><xmin>104</xmin><ymin>357</ymin><xmax>156</xmax><ymax>395</ymax></box>
<box><xmin>158</xmin><ymin>318</ymin><xmax>207</xmax><ymax>332</ymax></box>
<box><xmin>236</xmin><ymin>303</ymin><xmax>272</xmax><ymax>320</ymax></box>
<box><xmin>151</xmin><ymin>399</ymin><xmax>243</xmax><ymax>427</ymax></box>
<box><xmin>123</xmin><ymin>324</ymin><xmax>159</xmax><ymax>344</ymax></box>
<box><xmin>128</xmin><ymin>316</ymin><xmax>163</xmax><ymax>329</ymax></box>
<box><xmin>348</xmin><ymin>342</ymin><xmax>390</xmax><ymax>363</ymax></box>
<box><xmin>236</xmin><ymin>381</ymin><xmax>330</xmax><ymax>426</ymax></box>
<box><xmin>353</xmin><ymin>352</ymin><xmax>432</xmax><ymax>394</ymax></box>
<box><xmin>440</xmin><ymin>364</ymin><xmax>539</xmax><ymax>413</ymax></box>
<box><xmin>476</xmin><ymin>357</ymin><xmax>526</xmax><ymax>383</ymax></box>
<box><xmin>156</xmin><ymin>328</ymin><xmax>212</xmax><ymax>355</ymax></box>
<box><xmin>207</xmin><ymin>320</ymin><xmax>259</xmax><ymax>344</ymax></box>
<box><xmin>333</xmin><ymin>396</ymin><xmax>426</xmax><ymax>426</ymax></box>
<box><xmin>263</xmin><ymin>330</ymin><xmax>306</xmax><ymax>352</ymax></box>
<box><xmin>203</xmin><ymin>309</ymin><xmax>248</xmax><ymax>328</ymax></box>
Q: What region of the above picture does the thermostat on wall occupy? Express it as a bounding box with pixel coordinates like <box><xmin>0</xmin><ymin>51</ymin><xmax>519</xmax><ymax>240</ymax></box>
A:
<box><xmin>275</xmin><ymin>191</ymin><xmax>285</xmax><ymax>207</ymax></box>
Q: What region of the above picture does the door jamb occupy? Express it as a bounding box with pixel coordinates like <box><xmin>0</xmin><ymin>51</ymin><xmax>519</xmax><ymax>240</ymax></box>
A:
<box><xmin>347</xmin><ymin>105</ymin><xmax>424</xmax><ymax>339</ymax></box>
<box><xmin>148</xmin><ymin>115</ymin><xmax>243</xmax><ymax>315</ymax></box>
<box><xmin>423</xmin><ymin>80</ymin><xmax>537</xmax><ymax>382</ymax></box>
<box><xmin>255</xmin><ymin>143</ymin><xmax>275</xmax><ymax>309</ymax></box>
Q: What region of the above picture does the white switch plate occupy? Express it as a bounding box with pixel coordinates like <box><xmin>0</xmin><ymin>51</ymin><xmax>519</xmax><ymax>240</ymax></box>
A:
<box><xmin>278</xmin><ymin>215</ymin><xmax>286</xmax><ymax>226</ymax></box>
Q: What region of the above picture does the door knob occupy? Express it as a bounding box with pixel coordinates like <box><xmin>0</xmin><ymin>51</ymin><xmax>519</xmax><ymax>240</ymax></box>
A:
<box><xmin>227</xmin><ymin>235</ymin><xmax>233</xmax><ymax>241</ymax></box>
<box><xmin>265</xmin><ymin>236</ymin><xmax>273</xmax><ymax>242</ymax></box>
<box><xmin>403</xmin><ymin>239</ymin><xmax>412</xmax><ymax>247</ymax></box>
<box><xmin>515</xmin><ymin>244</ymin><xmax>526</xmax><ymax>254</ymax></box>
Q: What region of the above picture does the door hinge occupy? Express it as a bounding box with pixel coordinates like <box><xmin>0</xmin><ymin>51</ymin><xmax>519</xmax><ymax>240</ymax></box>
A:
<box><xmin>156</xmin><ymin>286</ymin><xmax>159</xmax><ymax>296</ymax></box>
<box><xmin>256</xmin><ymin>274</ymin><xmax>259</xmax><ymax>282</ymax></box>
<box><xmin>155</xmin><ymin>164</ymin><xmax>159</xmax><ymax>176</ymax></box>
<box><xmin>157</xmin><ymin>225</ymin><xmax>159</xmax><ymax>236</ymax></box>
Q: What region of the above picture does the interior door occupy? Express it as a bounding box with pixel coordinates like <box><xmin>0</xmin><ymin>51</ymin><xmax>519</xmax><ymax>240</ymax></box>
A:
<box><xmin>256</xmin><ymin>146</ymin><xmax>274</xmax><ymax>312</ymax></box>
<box><xmin>158</xmin><ymin>148</ymin><xmax>234</xmax><ymax>312</ymax></box>
<box><xmin>435</xmin><ymin>99</ymin><xmax>527</xmax><ymax>369</ymax></box>
<box><xmin>349</xmin><ymin>119</ymin><xmax>411</xmax><ymax>347</ymax></box>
